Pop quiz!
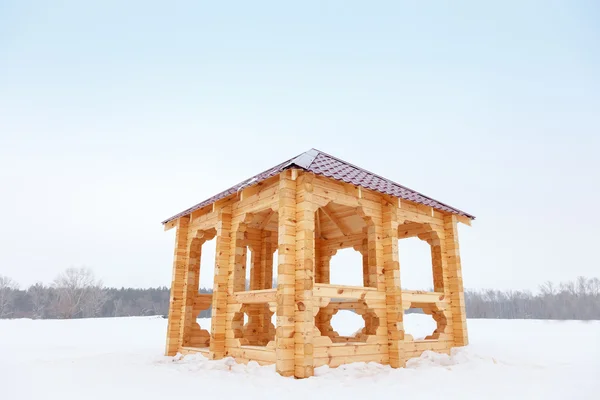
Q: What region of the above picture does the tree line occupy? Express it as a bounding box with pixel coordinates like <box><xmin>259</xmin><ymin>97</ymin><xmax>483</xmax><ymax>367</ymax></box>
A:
<box><xmin>0</xmin><ymin>269</ymin><xmax>598</xmax><ymax>320</ymax></box>
<box><xmin>465</xmin><ymin>276</ymin><xmax>600</xmax><ymax>320</ymax></box>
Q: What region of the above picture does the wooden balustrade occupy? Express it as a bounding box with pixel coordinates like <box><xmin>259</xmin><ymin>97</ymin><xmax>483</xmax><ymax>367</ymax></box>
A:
<box><xmin>233</xmin><ymin>288</ymin><xmax>277</xmax><ymax>304</ymax></box>
<box><xmin>401</xmin><ymin>290</ymin><xmax>447</xmax><ymax>310</ymax></box>
<box><xmin>313</xmin><ymin>283</ymin><xmax>385</xmax><ymax>301</ymax></box>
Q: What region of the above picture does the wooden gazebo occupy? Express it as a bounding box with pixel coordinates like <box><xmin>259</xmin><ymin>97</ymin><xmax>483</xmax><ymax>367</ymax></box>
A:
<box><xmin>162</xmin><ymin>149</ymin><xmax>474</xmax><ymax>378</ymax></box>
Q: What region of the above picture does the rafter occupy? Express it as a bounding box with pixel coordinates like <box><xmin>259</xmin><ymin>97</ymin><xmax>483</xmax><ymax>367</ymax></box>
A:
<box><xmin>320</xmin><ymin>205</ymin><xmax>353</xmax><ymax>237</ymax></box>
<box><xmin>258</xmin><ymin>209</ymin><xmax>275</xmax><ymax>230</ymax></box>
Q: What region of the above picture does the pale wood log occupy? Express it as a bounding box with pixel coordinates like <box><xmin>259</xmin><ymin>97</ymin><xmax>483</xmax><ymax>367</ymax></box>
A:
<box><xmin>382</xmin><ymin>197</ymin><xmax>405</xmax><ymax>368</ymax></box>
<box><xmin>180</xmin><ymin>236</ymin><xmax>202</xmax><ymax>347</ymax></box>
<box><xmin>165</xmin><ymin>216</ymin><xmax>190</xmax><ymax>356</ymax></box>
<box><xmin>233</xmin><ymin>289</ymin><xmax>277</xmax><ymax>304</ymax></box>
<box><xmin>294</xmin><ymin>172</ymin><xmax>315</xmax><ymax>378</ymax></box>
<box><xmin>209</xmin><ymin>208</ymin><xmax>232</xmax><ymax>359</ymax></box>
<box><xmin>444</xmin><ymin>214</ymin><xmax>468</xmax><ymax>346</ymax></box>
<box><xmin>275</xmin><ymin>170</ymin><xmax>296</xmax><ymax>377</ymax></box>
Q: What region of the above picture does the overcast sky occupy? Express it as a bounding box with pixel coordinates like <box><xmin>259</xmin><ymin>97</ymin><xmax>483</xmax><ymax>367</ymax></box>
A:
<box><xmin>1</xmin><ymin>1</ymin><xmax>599</xmax><ymax>291</ymax></box>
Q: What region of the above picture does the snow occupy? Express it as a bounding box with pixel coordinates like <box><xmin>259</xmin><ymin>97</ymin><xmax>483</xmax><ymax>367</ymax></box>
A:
<box><xmin>1</xmin><ymin>315</ymin><xmax>599</xmax><ymax>399</ymax></box>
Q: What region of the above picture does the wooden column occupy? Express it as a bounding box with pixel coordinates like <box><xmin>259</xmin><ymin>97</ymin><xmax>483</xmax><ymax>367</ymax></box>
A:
<box><xmin>443</xmin><ymin>214</ymin><xmax>468</xmax><ymax>346</ymax></box>
<box><xmin>180</xmin><ymin>235</ymin><xmax>202</xmax><ymax>346</ymax></box>
<box><xmin>249</xmin><ymin>237</ymin><xmax>262</xmax><ymax>290</ymax></box>
<box><xmin>275</xmin><ymin>170</ymin><xmax>297</xmax><ymax>377</ymax></box>
<box><xmin>320</xmin><ymin>252</ymin><xmax>331</xmax><ymax>284</ymax></box>
<box><xmin>245</xmin><ymin>237</ymin><xmax>263</xmax><ymax>344</ymax></box>
<box><xmin>209</xmin><ymin>208</ymin><xmax>232</xmax><ymax>359</ymax></box>
<box><xmin>315</xmin><ymin>242</ymin><xmax>332</xmax><ymax>284</ymax></box>
<box><xmin>259</xmin><ymin>231</ymin><xmax>276</xmax><ymax>344</ymax></box>
<box><xmin>295</xmin><ymin>172</ymin><xmax>315</xmax><ymax>378</ymax></box>
<box><xmin>367</xmin><ymin>221</ymin><xmax>386</xmax><ymax>292</ymax></box>
<box><xmin>165</xmin><ymin>216</ymin><xmax>190</xmax><ymax>356</ymax></box>
<box><xmin>232</xmin><ymin>228</ymin><xmax>248</xmax><ymax>293</ymax></box>
<box><xmin>260</xmin><ymin>231</ymin><xmax>275</xmax><ymax>289</ymax></box>
<box><xmin>228</xmin><ymin>222</ymin><xmax>249</xmax><ymax>342</ymax></box>
<box><xmin>314</xmin><ymin>239</ymin><xmax>322</xmax><ymax>284</ymax></box>
<box><xmin>314</xmin><ymin>243</ymin><xmax>332</xmax><ymax>336</ymax></box>
<box><xmin>382</xmin><ymin>199</ymin><xmax>405</xmax><ymax>367</ymax></box>
<box><xmin>362</xmin><ymin>225</ymin><xmax>380</xmax><ymax>289</ymax></box>
<box><xmin>431</xmin><ymin>242</ymin><xmax>445</xmax><ymax>293</ymax></box>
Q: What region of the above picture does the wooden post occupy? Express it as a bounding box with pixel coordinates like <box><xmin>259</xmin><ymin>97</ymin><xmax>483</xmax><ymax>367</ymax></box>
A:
<box><xmin>259</xmin><ymin>231</ymin><xmax>276</xmax><ymax>344</ymax></box>
<box><xmin>245</xmin><ymin>235</ymin><xmax>263</xmax><ymax>344</ymax></box>
<box><xmin>209</xmin><ymin>208</ymin><xmax>232</xmax><ymax>359</ymax></box>
<box><xmin>382</xmin><ymin>199</ymin><xmax>405</xmax><ymax>367</ymax></box>
<box><xmin>443</xmin><ymin>214</ymin><xmax>468</xmax><ymax>346</ymax></box>
<box><xmin>431</xmin><ymin>242</ymin><xmax>444</xmax><ymax>293</ymax></box>
<box><xmin>232</xmin><ymin>224</ymin><xmax>249</xmax><ymax>293</ymax></box>
<box><xmin>275</xmin><ymin>170</ymin><xmax>297</xmax><ymax>377</ymax></box>
<box><xmin>315</xmin><ymin>245</ymin><xmax>332</xmax><ymax>284</ymax></box>
<box><xmin>368</xmin><ymin>222</ymin><xmax>386</xmax><ymax>292</ymax></box>
<box><xmin>250</xmin><ymin>239</ymin><xmax>263</xmax><ymax>290</ymax></box>
<box><xmin>361</xmin><ymin>236</ymin><xmax>370</xmax><ymax>287</ymax></box>
<box><xmin>228</xmin><ymin>222</ymin><xmax>248</xmax><ymax>342</ymax></box>
<box><xmin>165</xmin><ymin>216</ymin><xmax>190</xmax><ymax>356</ymax></box>
<box><xmin>180</xmin><ymin>235</ymin><xmax>202</xmax><ymax>346</ymax></box>
<box><xmin>260</xmin><ymin>230</ymin><xmax>275</xmax><ymax>289</ymax></box>
<box><xmin>295</xmin><ymin>172</ymin><xmax>315</xmax><ymax>378</ymax></box>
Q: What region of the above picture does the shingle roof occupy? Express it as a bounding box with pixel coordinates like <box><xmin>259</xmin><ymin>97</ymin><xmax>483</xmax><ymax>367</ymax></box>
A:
<box><xmin>162</xmin><ymin>148</ymin><xmax>475</xmax><ymax>224</ymax></box>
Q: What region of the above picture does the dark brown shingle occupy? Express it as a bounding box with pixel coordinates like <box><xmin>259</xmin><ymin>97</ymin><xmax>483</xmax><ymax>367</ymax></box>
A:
<box><xmin>162</xmin><ymin>148</ymin><xmax>474</xmax><ymax>224</ymax></box>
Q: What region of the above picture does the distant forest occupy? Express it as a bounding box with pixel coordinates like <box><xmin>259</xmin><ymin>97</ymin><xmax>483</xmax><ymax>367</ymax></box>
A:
<box><xmin>1</xmin><ymin>269</ymin><xmax>599</xmax><ymax>320</ymax></box>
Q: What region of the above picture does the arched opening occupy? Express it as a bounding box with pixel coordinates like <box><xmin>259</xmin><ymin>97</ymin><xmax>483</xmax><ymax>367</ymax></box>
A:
<box><xmin>231</xmin><ymin>209</ymin><xmax>278</xmax><ymax>347</ymax></box>
<box><xmin>314</xmin><ymin>201</ymin><xmax>372</xmax><ymax>287</ymax></box>
<box><xmin>328</xmin><ymin>248</ymin><xmax>365</xmax><ymax>286</ymax></box>
<box><xmin>232</xmin><ymin>209</ymin><xmax>279</xmax><ymax>293</ymax></box>
<box><xmin>404</xmin><ymin>308</ymin><xmax>438</xmax><ymax>340</ymax></box>
<box><xmin>198</xmin><ymin>236</ymin><xmax>216</xmax><ymax>291</ymax></box>
<box><xmin>398</xmin><ymin>236</ymin><xmax>434</xmax><ymax>291</ymax></box>
<box><xmin>182</xmin><ymin>228</ymin><xmax>217</xmax><ymax>348</ymax></box>
<box><xmin>330</xmin><ymin>310</ymin><xmax>364</xmax><ymax>337</ymax></box>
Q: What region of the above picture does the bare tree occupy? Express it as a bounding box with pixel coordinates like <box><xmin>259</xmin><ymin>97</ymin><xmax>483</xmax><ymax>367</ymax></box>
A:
<box><xmin>539</xmin><ymin>281</ymin><xmax>556</xmax><ymax>296</ymax></box>
<box><xmin>0</xmin><ymin>275</ymin><xmax>19</xmax><ymax>317</ymax></box>
<box><xmin>81</xmin><ymin>285</ymin><xmax>109</xmax><ymax>317</ymax></box>
<box><xmin>112</xmin><ymin>297</ymin><xmax>124</xmax><ymax>317</ymax></box>
<box><xmin>51</xmin><ymin>268</ymin><xmax>107</xmax><ymax>318</ymax></box>
<box><xmin>28</xmin><ymin>282</ymin><xmax>49</xmax><ymax>319</ymax></box>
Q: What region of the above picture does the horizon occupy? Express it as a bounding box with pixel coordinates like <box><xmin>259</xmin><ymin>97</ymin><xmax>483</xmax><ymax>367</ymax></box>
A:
<box><xmin>1</xmin><ymin>1</ymin><xmax>599</xmax><ymax>292</ymax></box>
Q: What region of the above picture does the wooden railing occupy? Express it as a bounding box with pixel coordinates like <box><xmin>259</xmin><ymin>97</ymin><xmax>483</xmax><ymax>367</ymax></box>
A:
<box><xmin>233</xmin><ymin>288</ymin><xmax>277</xmax><ymax>304</ymax></box>
<box><xmin>401</xmin><ymin>290</ymin><xmax>447</xmax><ymax>310</ymax></box>
<box><xmin>313</xmin><ymin>283</ymin><xmax>384</xmax><ymax>300</ymax></box>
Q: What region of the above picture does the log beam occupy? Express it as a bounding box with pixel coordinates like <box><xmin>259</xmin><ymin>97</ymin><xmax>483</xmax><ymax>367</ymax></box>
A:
<box><xmin>320</xmin><ymin>204</ymin><xmax>352</xmax><ymax>237</ymax></box>
<box><xmin>258</xmin><ymin>209</ymin><xmax>275</xmax><ymax>230</ymax></box>
<box><xmin>165</xmin><ymin>216</ymin><xmax>190</xmax><ymax>356</ymax></box>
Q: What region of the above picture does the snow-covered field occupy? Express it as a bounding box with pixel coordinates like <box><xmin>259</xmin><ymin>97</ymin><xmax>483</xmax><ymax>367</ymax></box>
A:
<box><xmin>1</xmin><ymin>315</ymin><xmax>599</xmax><ymax>400</ymax></box>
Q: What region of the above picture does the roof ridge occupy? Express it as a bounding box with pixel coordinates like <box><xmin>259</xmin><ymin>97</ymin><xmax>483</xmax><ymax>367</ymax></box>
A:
<box><xmin>288</xmin><ymin>148</ymin><xmax>320</xmax><ymax>169</ymax></box>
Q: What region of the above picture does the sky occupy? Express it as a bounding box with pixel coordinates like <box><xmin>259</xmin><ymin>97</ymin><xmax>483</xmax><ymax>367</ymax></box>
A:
<box><xmin>1</xmin><ymin>1</ymin><xmax>599</xmax><ymax>291</ymax></box>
